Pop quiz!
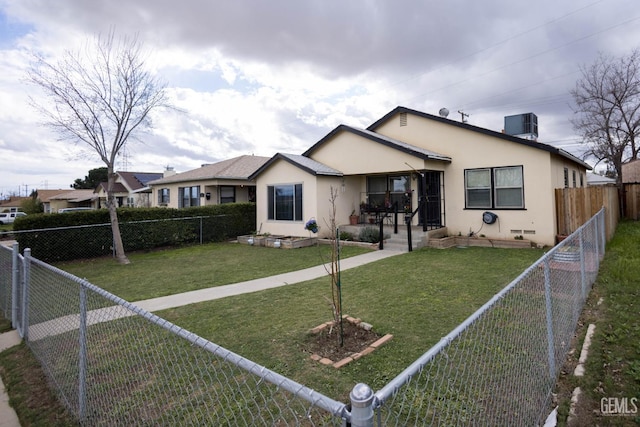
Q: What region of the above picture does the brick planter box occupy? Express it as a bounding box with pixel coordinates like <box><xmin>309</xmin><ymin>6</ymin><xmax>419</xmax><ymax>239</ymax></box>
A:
<box><xmin>309</xmin><ymin>315</ymin><xmax>393</xmax><ymax>369</ymax></box>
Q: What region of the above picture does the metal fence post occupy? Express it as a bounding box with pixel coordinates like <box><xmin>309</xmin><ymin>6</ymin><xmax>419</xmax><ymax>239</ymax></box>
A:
<box><xmin>543</xmin><ymin>258</ymin><xmax>555</xmax><ymax>380</ymax></box>
<box><xmin>579</xmin><ymin>230</ymin><xmax>586</xmax><ymax>302</ymax></box>
<box><xmin>21</xmin><ymin>248</ymin><xmax>30</xmax><ymax>341</ymax></box>
<box><xmin>349</xmin><ymin>383</ymin><xmax>374</xmax><ymax>427</ymax></box>
<box><xmin>78</xmin><ymin>286</ymin><xmax>88</xmax><ymax>422</ymax></box>
<box><xmin>200</xmin><ymin>217</ymin><xmax>203</xmax><ymax>245</ymax></box>
<box><xmin>11</xmin><ymin>242</ymin><xmax>18</xmax><ymax>328</ymax></box>
<box><xmin>600</xmin><ymin>209</ymin><xmax>606</xmax><ymax>256</ymax></box>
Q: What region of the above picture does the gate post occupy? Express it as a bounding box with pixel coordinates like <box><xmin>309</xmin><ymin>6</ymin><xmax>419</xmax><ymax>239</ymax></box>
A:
<box><xmin>349</xmin><ymin>383</ymin><xmax>374</xmax><ymax>427</ymax></box>
<box><xmin>21</xmin><ymin>248</ymin><xmax>31</xmax><ymax>341</ymax></box>
<box><xmin>11</xmin><ymin>242</ymin><xmax>18</xmax><ymax>328</ymax></box>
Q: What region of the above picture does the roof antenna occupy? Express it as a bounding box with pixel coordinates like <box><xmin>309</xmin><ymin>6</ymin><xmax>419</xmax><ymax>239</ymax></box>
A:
<box><xmin>458</xmin><ymin>110</ymin><xmax>469</xmax><ymax>123</ymax></box>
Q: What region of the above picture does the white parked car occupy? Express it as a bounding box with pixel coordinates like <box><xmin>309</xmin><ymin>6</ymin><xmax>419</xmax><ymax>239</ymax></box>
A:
<box><xmin>0</xmin><ymin>211</ymin><xmax>27</xmax><ymax>224</ymax></box>
<box><xmin>58</xmin><ymin>207</ymin><xmax>95</xmax><ymax>213</ymax></box>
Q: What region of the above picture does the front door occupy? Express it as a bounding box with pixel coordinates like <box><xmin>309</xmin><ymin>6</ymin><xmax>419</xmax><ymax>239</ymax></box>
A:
<box><xmin>418</xmin><ymin>171</ymin><xmax>443</xmax><ymax>228</ymax></box>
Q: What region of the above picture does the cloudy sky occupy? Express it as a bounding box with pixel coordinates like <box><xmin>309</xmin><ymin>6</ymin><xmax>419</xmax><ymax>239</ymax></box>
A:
<box><xmin>0</xmin><ymin>0</ymin><xmax>639</xmax><ymax>197</ymax></box>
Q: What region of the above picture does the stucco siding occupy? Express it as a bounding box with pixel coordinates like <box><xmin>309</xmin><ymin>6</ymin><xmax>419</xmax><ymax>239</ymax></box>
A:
<box><xmin>313</xmin><ymin>176</ymin><xmax>351</xmax><ymax>238</ymax></box>
<box><xmin>309</xmin><ymin>131</ymin><xmax>443</xmax><ymax>175</ymax></box>
<box><xmin>254</xmin><ymin>159</ymin><xmax>322</xmax><ymax>237</ymax></box>
<box><xmin>152</xmin><ymin>180</ymin><xmax>256</xmax><ymax>208</ymax></box>
<box><xmin>373</xmin><ymin>113</ymin><xmax>570</xmax><ymax>245</ymax></box>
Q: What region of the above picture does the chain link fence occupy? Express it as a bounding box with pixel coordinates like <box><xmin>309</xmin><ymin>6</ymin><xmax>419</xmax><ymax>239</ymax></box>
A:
<box><xmin>3</xmin><ymin>214</ymin><xmax>246</xmax><ymax>262</ymax></box>
<box><xmin>0</xmin><ymin>208</ymin><xmax>606</xmax><ymax>426</ymax></box>
<box><xmin>0</xmin><ymin>244</ymin><xmax>349</xmax><ymax>425</ymax></box>
<box><xmin>372</xmin><ymin>208</ymin><xmax>605</xmax><ymax>426</ymax></box>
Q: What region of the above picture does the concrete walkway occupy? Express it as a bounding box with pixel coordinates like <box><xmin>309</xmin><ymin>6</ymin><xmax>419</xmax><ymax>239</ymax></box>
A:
<box><xmin>0</xmin><ymin>248</ymin><xmax>404</xmax><ymax>425</ymax></box>
<box><xmin>135</xmin><ymin>248</ymin><xmax>403</xmax><ymax>311</ymax></box>
<box><xmin>0</xmin><ymin>331</ymin><xmax>21</xmax><ymax>427</ymax></box>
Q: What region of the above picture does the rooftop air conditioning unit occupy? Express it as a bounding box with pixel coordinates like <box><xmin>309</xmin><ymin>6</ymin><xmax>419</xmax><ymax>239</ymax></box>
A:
<box><xmin>504</xmin><ymin>113</ymin><xmax>538</xmax><ymax>140</ymax></box>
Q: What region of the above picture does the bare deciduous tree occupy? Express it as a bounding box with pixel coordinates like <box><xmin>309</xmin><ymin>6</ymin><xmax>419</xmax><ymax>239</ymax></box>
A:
<box><xmin>322</xmin><ymin>186</ymin><xmax>344</xmax><ymax>346</ymax></box>
<box><xmin>571</xmin><ymin>49</ymin><xmax>640</xmax><ymax>185</ymax></box>
<box><xmin>28</xmin><ymin>31</ymin><xmax>169</xmax><ymax>264</ymax></box>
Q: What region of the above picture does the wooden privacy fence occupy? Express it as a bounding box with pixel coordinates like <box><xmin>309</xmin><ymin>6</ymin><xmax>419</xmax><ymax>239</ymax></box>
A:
<box><xmin>555</xmin><ymin>186</ymin><xmax>619</xmax><ymax>241</ymax></box>
<box><xmin>624</xmin><ymin>183</ymin><xmax>640</xmax><ymax>220</ymax></box>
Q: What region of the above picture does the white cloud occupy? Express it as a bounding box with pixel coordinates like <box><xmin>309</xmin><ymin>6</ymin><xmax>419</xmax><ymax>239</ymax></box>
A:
<box><xmin>0</xmin><ymin>0</ymin><xmax>639</xmax><ymax>195</ymax></box>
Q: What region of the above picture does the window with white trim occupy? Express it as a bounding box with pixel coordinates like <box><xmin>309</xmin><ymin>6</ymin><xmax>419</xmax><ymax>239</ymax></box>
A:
<box><xmin>465</xmin><ymin>166</ymin><xmax>524</xmax><ymax>209</ymax></box>
<box><xmin>267</xmin><ymin>184</ymin><xmax>302</xmax><ymax>221</ymax></box>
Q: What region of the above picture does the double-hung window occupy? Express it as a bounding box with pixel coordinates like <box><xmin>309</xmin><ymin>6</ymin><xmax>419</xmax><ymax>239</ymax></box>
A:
<box><xmin>178</xmin><ymin>186</ymin><xmax>200</xmax><ymax>208</ymax></box>
<box><xmin>465</xmin><ymin>166</ymin><xmax>524</xmax><ymax>209</ymax></box>
<box><xmin>220</xmin><ymin>186</ymin><xmax>235</xmax><ymax>204</ymax></box>
<box><xmin>267</xmin><ymin>184</ymin><xmax>302</xmax><ymax>221</ymax></box>
<box><xmin>158</xmin><ymin>188</ymin><xmax>170</xmax><ymax>205</ymax></box>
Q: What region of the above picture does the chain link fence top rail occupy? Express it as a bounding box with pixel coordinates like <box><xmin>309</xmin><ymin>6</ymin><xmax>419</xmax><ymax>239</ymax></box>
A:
<box><xmin>0</xmin><ymin>209</ymin><xmax>606</xmax><ymax>426</ymax></box>
<box><xmin>372</xmin><ymin>209</ymin><xmax>605</xmax><ymax>426</ymax></box>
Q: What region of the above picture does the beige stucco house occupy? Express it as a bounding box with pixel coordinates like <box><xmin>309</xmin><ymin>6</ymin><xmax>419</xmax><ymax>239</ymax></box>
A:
<box><xmin>48</xmin><ymin>189</ymin><xmax>98</xmax><ymax>212</ymax></box>
<box><xmin>94</xmin><ymin>171</ymin><xmax>164</xmax><ymax>208</ymax></box>
<box><xmin>249</xmin><ymin>106</ymin><xmax>591</xmax><ymax>247</ymax></box>
<box><xmin>148</xmin><ymin>155</ymin><xmax>270</xmax><ymax>208</ymax></box>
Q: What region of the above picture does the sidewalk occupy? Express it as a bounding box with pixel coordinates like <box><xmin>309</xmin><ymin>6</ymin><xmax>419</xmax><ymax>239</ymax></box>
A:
<box><xmin>0</xmin><ymin>331</ymin><xmax>21</xmax><ymax>427</ymax></box>
<box><xmin>0</xmin><ymin>248</ymin><xmax>404</xmax><ymax>425</ymax></box>
<box><xmin>135</xmin><ymin>248</ymin><xmax>403</xmax><ymax>311</ymax></box>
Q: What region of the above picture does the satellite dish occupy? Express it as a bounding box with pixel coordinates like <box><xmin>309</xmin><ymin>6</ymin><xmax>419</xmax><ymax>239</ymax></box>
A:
<box><xmin>439</xmin><ymin>108</ymin><xmax>449</xmax><ymax>118</ymax></box>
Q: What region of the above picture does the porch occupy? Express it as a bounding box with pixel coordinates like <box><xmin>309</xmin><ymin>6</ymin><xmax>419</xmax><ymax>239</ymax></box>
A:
<box><xmin>340</xmin><ymin>223</ymin><xmax>448</xmax><ymax>252</ymax></box>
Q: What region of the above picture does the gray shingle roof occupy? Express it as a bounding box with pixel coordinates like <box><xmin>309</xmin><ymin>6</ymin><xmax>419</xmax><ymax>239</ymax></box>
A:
<box><xmin>148</xmin><ymin>155</ymin><xmax>271</xmax><ymax>185</ymax></box>
<box><xmin>279</xmin><ymin>153</ymin><xmax>343</xmax><ymax>176</ymax></box>
<box><xmin>248</xmin><ymin>153</ymin><xmax>342</xmax><ymax>180</ymax></box>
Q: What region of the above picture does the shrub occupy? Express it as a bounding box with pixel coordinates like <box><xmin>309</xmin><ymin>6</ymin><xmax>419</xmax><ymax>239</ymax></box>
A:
<box><xmin>358</xmin><ymin>227</ymin><xmax>382</xmax><ymax>243</ymax></box>
<box><xmin>339</xmin><ymin>231</ymin><xmax>354</xmax><ymax>241</ymax></box>
<box><xmin>13</xmin><ymin>203</ymin><xmax>256</xmax><ymax>262</ymax></box>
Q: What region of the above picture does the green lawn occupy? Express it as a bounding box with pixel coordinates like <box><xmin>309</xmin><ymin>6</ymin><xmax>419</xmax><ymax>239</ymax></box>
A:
<box><xmin>555</xmin><ymin>220</ymin><xmax>640</xmax><ymax>426</ymax></box>
<box><xmin>56</xmin><ymin>242</ymin><xmax>372</xmax><ymax>301</ymax></box>
<box><xmin>2</xmin><ymin>243</ymin><xmax>547</xmax><ymax>424</ymax></box>
<box><xmin>154</xmin><ymin>246</ymin><xmax>544</xmax><ymax>401</ymax></box>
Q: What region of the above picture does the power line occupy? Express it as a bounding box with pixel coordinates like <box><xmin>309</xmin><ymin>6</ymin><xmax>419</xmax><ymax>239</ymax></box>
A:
<box><xmin>404</xmin><ymin>13</ymin><xmax>640</xmax><ymax>107</ymax></box>
<box><xmin>387</xmin><ymin>0</ymin><xmax>606</xmax><ymax>91</ymax></box>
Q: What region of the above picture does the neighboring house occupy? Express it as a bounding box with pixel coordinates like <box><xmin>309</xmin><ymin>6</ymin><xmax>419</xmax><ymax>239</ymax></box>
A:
<box><xmin>37</xmin><ymin>189</ymin><xmax>74</xmax><ymax>213</ymax></box>
<box><xmin>586</xmin><ymin>172</ymin><xmax>616</xmax><ymax>186</ymax></box>
<box><xmin>249</xmin><ymin>106</ymin><xmax>591</xmax><ymax>247</ymax></box>
<box><xmin>148</xmin><ymin>155</ymin><xmax>270</xmax><ymax>208</ymax></box>
<box><xmin>0</xmin><ymin>190</ymin><xmax>76</xmax><ymax>213</ymax></box>
<box><xmin>622</xmin><ymin>159</ymin><xmax>640</xmax><ymax>183</ymax></box>
<box><xmin>49</xmin><ymin>189</ymin><xmax>98</xmax><ymax>212</ymax></box>
<box><xmin>95</xmin><ymin>171</ymin><xmax>164</xmax><ymax>208</ymax></box>
<box><xmin>0</xmin><ymin>197</ymin><xmax>29</xmax><ymax>212</ymax></box>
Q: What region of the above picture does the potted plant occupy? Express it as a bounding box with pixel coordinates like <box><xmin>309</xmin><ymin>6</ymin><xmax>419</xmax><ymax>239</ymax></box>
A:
<box><xmin>304</xmin><ymin>218</ymin><xmax>319</xmax><ymax>234</ymax></box>
<box><xmin>349</xmin><ymin>210</ymin><xmax>359</xmax><ymax>225</ymax></box>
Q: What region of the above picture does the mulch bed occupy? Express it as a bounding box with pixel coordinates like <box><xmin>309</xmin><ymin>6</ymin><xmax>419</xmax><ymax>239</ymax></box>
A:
<box><xmin>305</xmin><ymin>319</ymin><xmax>382</xmax><ymax>362</ymax></box>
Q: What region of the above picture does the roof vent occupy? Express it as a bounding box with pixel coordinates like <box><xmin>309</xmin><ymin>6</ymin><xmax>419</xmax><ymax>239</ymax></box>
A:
<box><xmin>504</xmin><ymin>113</ymin><xmax>538</xmax><ymax>140</ymax></box>
<box><xmin>399</xmin><ymin>112</ymin><xmax>407</xmax><ymax>126</ymax></box>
